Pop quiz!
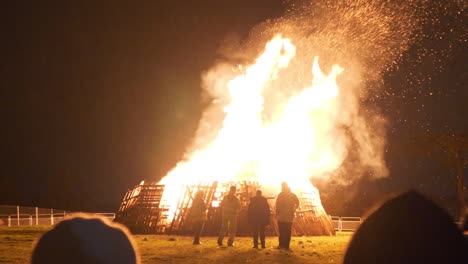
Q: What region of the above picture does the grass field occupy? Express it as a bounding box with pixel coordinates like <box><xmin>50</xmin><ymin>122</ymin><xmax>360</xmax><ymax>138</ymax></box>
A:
<box><xmin>0</xmin><ymin>226</ymin><xmax>352</xmax><ymax>263</ymax></box>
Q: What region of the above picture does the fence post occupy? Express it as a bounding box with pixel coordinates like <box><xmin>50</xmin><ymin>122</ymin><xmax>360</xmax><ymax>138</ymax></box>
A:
<box><xmin>17</xmin><ymin>206</ymin><xmax>20</xmax><ymax>226</ymax></box>
<box><xmin>51</xmin><ymin>209</ymin><xmax>54</xmax><ymax>225</ymax></box>
<box><xmin>338</xmin><ymin>217</ymin><xmax>343</xmax><ymax>232</ymax></box>
<box><xmin>8</xmin><ymin>216</ymin><xmax>11</xmax><ymax>227</ymax></box>
<box><xmin>35</xmin><ymin>207</ymin><xmax>38</xmax><ymax>225</ymax></box>
<box><xmin>29</xmin><ymin>215</ymin><xmax>32</xmax><ymax>226</ymax></box>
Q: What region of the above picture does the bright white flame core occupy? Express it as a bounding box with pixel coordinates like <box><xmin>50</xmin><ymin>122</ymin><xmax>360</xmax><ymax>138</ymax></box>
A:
<box><xmin>159</xmin><ymin>36</ymin><xmax>347</xmax><ymax>218</ymax></box>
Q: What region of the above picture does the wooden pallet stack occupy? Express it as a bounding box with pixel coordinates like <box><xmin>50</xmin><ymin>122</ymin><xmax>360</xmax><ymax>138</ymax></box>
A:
<box><xmin>167</xmin><ymin>181</ymin><xmax>219</xmax><ymax>234</ymax></box>
<box><xmin>116</xmin><ymin>181</ymin><xmax>335</xmax><ymax>236</ymax></box>
<box><xmin>166</xmin><ymin>181</ymin><xmax>261</xmax><ymax>236</ymax></box>
<box><xmin>291</xmin><ymin>192</ymin><xmax>336</xmax><ymax>236</ymax></box>
<box><xmin>114</xmin><ymin>183</ymin><xmax>167</xmax><ymax>234</ymax></box>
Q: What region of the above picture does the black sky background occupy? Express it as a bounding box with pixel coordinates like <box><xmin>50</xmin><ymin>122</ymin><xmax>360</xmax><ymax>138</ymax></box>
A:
<box><xmin>1</xmin><ymin>1</ymin><xmax>467</xmax><ymax>215</ymax></box>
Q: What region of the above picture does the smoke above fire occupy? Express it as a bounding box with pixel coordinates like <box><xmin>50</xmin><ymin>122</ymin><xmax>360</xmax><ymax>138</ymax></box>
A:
<box><xmin>158</xmin><ymin>0</ymin><xmax>464</xmax><ymax>202</ymax></box>
<box><xmin>166</xmin><ymin>1</ymin><xmax>419</xmax><ymax>184</ymax></box>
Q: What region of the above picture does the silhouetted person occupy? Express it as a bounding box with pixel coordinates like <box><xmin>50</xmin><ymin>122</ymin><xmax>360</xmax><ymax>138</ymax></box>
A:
<box><xmin>248</xmin><ymin>189</ymin><xmax>270</xmax><ymax>248</ymax></box>
<box><xmin>218</xmin><ymin>185</ymin><xmax>241</xmax><ymax>246</ymax></box>
<box><xmin>344</xmin><ymin>191</ymin><xmax>468</xmax><ymax>264</ymax></box>
<box><xmin>275</xmin><ymin>182</ymin><xmax>299</xmax><ymax>250</ymax></box>
<box><xmin>189</xmin><ymin>190</ymin><xmax>207</xmax><ymax>245</ymax></box>
<box><xmin>31</xmin><ymin>214</ymin><xmax>139</xmax><ymax>264</ymax></box>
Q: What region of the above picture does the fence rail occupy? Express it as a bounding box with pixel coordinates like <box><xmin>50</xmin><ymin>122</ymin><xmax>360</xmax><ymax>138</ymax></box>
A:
<box><xmin>0</xmin><ymin>206</ymin><xmax>115</xmax><ymax>227</ymax></box>
<box><xmin>330</xmin><ymin>216</ymin><xmax>362</xmax><ymax>231</ymax></box>
<box><xmin>1</xmin><ymin>206</ymin><xmax>361</xmax><ymax>232</ymax></box>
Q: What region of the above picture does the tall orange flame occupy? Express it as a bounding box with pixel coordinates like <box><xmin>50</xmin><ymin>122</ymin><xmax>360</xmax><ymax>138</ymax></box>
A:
<box><xmin>159</xmin><ymin>36</ymin><xmax>347</xmax><ymax>219</ymax></box>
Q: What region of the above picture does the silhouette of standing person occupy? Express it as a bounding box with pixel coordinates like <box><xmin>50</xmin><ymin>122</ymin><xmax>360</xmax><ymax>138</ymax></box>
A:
<box><xmin>275</xmin><ymin>182</ymin><xmax>299</xmax><ymax>250</ymax></box>
<box><xmin>189</xmin><ymin>190</ymin><xmax>207</xmax><ymax>245</ymax></box>
<box><xmin>248</xmin><ymin>189</ymin><xmax>270</xmax><ymax>248</ymax></box>
<box><xmin>217</xmin><ymin>186</ymin><xmax>241</xmax><ymax>246</ymax></box>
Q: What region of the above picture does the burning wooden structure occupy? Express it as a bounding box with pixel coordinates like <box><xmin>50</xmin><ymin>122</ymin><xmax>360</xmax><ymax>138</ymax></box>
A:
<box><xmin>114</xmin><ymin>183</ymin><xmax>167</xmax><ymax>233</ymax></box>
<box><xmin>115</xmin><ymin>180</ymin><xmax>335</xmax><ymax>236</ymax></box>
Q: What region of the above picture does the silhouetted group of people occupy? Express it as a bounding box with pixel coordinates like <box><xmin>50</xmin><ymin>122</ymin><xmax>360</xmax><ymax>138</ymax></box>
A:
<box><xmin>191</xmin><ymin>182</ymin><xmax>299</xmax><ymax>250</ymax></box>
<box><xmin>30</xmin><ymin>188</ymin><xmax>468</xmax><ymax>263</ymax></box>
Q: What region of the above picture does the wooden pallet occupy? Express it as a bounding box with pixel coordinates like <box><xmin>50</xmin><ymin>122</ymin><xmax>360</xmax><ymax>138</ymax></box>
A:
<box><xmin>114</xmin><ymin>183</ymin><xmax>166</xmax><ymax>234</ymax></box>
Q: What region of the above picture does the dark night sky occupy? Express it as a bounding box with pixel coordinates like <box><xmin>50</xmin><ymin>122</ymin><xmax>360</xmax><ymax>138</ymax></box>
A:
<box><xmin>1</xmin><ymin>1</ymin><xmax>467</xmax><ymax>215</ymax></box>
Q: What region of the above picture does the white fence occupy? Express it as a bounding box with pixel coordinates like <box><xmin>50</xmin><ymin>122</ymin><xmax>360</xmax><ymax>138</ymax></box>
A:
<box><xmin>0</xmin><ymin>206</ymin><xmax>361</xmax><ymax>232</ymax></box>
<box><xmin>0</xmin><ymin>206</ymin><xmax>115</xmax><ymax>227</ymax></box>
<box><xmin>330</xmin><ymin>216</ymin><xmax>362</xmax><ymax>231</ymax></box>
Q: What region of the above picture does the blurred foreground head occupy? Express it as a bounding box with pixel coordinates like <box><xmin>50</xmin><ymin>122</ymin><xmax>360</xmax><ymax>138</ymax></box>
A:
<box><xmin>344</xmin><ymin>191</ymin><xmax>468</xmax><ymax>264</ymax></box>
<box><xmin>31</xmin><ymin>214</ymin><xmax>139</xmax><ymax>264</ymax></box>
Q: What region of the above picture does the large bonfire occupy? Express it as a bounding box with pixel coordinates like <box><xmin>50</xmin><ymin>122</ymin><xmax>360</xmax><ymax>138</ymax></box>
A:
<box><xmin>115</xmin><ymin>28</ymin><xmax>390</xmax><ymax>234</ymax></box>
<box><xmin>116</xmin><ymin>0</ymin><xmax>454</xmax><ymax>234</ymax></box>
<box><xmin>159</xmin><ymin>35</ymin><xmax>343</xmax><ymax>224</ymax></box>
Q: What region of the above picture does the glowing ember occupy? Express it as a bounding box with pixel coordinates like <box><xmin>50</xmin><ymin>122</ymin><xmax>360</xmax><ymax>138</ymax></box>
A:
<box><xmin>158</xmin><ymin>36</ymin><xmax>348</xmax><ymax>220</ymax></box>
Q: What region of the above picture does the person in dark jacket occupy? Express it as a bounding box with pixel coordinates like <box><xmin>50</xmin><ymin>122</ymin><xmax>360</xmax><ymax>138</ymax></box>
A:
<box><xmin>275</xmin><ymin>182</ymin><xmax>299</xmax><ymax>250</ymax></box>
<box><xmin>189</xmin><ymin>190</ymin><xmax>207</xmax><ymax>245</ymax></box>
<box><xmin>248</xmin><ymin>189</ymin><xmax>270</xmax><ymax>248</ymax></box>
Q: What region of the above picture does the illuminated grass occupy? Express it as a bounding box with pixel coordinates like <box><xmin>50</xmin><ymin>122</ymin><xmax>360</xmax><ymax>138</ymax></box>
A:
<box><xmin>0</xmin><ymin>226</ymin><xmax>48</xmax><ymax>264</ymax></box>
<box><xmin>0</xmin><ymin>226</ymin><xmax>352</xmax><ymax>263</ymax></box>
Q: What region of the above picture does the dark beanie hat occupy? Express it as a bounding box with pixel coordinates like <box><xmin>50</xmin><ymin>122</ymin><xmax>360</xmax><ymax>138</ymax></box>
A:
<box><xmin>31</xmin><ymin>215</ymin><xmax>139</xmax><ymax>264</ymax></box>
